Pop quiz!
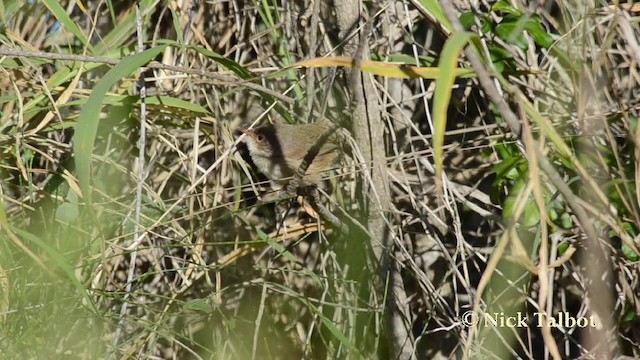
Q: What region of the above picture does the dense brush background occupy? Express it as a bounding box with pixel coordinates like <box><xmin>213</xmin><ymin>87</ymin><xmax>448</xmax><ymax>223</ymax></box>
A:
<box><xmin>1</xmin><ymin>0</ymin><xmax>639</xmax><ymax>359</ymax></box>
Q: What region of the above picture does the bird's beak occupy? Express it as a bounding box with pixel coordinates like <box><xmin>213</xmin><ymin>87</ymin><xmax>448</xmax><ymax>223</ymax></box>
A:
<box><xmin>239</xmin><ymin>128</ymin><xmax>255</xmax><ymax>139</ymax></box>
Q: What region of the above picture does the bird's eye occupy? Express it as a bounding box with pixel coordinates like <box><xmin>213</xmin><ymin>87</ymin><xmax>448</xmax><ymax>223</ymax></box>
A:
<box><xmin>256</xmin><ymin>134</ymin><xmax>264</xmax><ymax>142</ymax></box>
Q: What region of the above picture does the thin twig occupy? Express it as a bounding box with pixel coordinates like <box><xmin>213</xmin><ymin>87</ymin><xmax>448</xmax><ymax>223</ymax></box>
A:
<box><xmin>304</xmin><ymin>0</ymin><xmax>322</xmax><ymax>120</ymax></box>
<box><xmin>302</xmin><ymin>186</ymin><xmax>348</xmax><ymax>233</ymax></box>
<box><xmin>111</xmin><ymin>3</ymin><xmax>149</xmax><ymax>357</ymax></box>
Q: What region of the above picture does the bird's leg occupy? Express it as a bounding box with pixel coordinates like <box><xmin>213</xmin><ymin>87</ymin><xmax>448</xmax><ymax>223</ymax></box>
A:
<box><xmin>300</xmin><ymin>186</ymin><xmax>349</xmax><ymax>234</ymax></box>
<box><xmin>274</xmin><ymin>186</ymin><xmax>296</xmax><ymax>235</ymax></box>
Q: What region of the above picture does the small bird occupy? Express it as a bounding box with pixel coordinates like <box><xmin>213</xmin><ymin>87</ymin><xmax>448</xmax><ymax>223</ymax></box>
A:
<box><xmin>240</xmin><ymin>123</ymin><xmax>339</xmax><ymax>186</ymax></box>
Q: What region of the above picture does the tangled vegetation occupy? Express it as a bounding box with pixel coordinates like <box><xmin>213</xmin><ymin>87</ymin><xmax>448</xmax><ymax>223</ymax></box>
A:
<box><xmin>1</xmin><ymin>0</ymin><xmax>639</xmax><ymax>359</ymax></box>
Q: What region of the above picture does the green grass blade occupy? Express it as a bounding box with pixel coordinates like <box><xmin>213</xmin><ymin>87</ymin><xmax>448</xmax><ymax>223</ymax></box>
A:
<box><xmin>93</xmin><ymin>0</ymin><xmax>157</xmax><ymax>55</ymax></box>
<box><xmin>11</xmin><ymin>226</ymin><xmax>98</xmax><ymax>313</ymax></box>
<box><xmin>417</xmin><ymin>0</ymin><xmax>453</xmax><ymax>32</ymax></box>
<box><xmin>0</xmin><ymin>190</ymin><xmax>8</xmax><ymax>228</ymax></box>
<box><xmin>432</xmin><ymin>32</ymin><xmax>476</xmax><ymax>193</ymax></box>
<box><xmin>74</xmin><ymin>45</ymin><xmax>166</xmax><ymax>202</ymax></box>
<box><xmin>42</xmin><ymin>0</ymin><xmax>91</xmax><ymax>51</ymax></box>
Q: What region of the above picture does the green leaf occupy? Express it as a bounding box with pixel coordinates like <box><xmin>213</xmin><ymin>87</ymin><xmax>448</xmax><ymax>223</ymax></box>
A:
<box><xmin>256</xmin><ymin>228</ymin><xmax>297</xmax><ymax>264</ymax></box>
<box><xmin>493</xmin><ymin>156</ymin><xmax>526</xmax><ymax>179</ymax></box>
<box><xmin>186</xmin><ymin>44</ymin><xmax>253</xmax><ymax>79</ymax></box>
<box><xmin>503</xmin><ymin>195</ymin><xmax>516</xmax><ymax>220</ymax></box>
<box><xmin>42</xmin><ymin>0</ymin><xmax>91</xmax><ymax>50</ymax></box>
<box><xmin>416</xmin><ymin>0</ymin><xmax>453</xmax><ymax>32</ymax></box>
<box><xmin>11</xmin><ymin>227</ymin><xmax>97</xmax><ymax>312</ymax></box>
<box><xmin>370</xmin><ymin>53</ymin><xmax>437</xmax><ymax>67</ymax></box>
<box><xmin>459</xmin><ymin>12</ymin><xmax>474</xmax><ymax>31</ymax></box>
<box><xmin>557</xmin><ymin>242</ymin><xmax>569</xmax><ymax>255</ymax></box>
<box><xmin>93</xmin><ymin>0</ymin><xmax>157</xmax><ymax>55</ymax></box>
<box><xmin>255</xmin><ymin>227</ymin><xmax>323</xmax><ymax>285</ymax></box>
<box><xmin>629</xmin><ymin>116</ymin><xmax>638</xmax><ymax>134</ymax></box>
<box><xmin>74</xmin><ymin>45</ymin><xmax>166</xmax><ymax>202</ymax></box>
<box><xmin>310</xmin><ymin>304</ymin><xmax>361</xmax><ymax>357</ymax></box>
<box><xmin>556</xmin><ymin>153</ymin><xmax>575</xmax><ymax>170</ymax></box>
<box><xmin>170</xmin><ymin>8</ymin><xmax>184</xmax><ymax>44</ymax></box>
<box><xmin>55</xmin><ymin>189</ymin><xmax>80</xmax><ymax>223</ymax></box>
<box><xmin>258</xmin><ymin>0</ymin><xmax>276</xmax><ymax>28</ymax></box>
<box><xmin>523</xmin><ymin>201</ymin><xmax>541</xmax><ymax>227</ymax></box>
<box><xmin>0</xmin><ymin>0</ymin><xmax>9</xmax><ymax>26</ymax></box>
<box><xmin>0</xmin><ymin>57</ymin><xmax>51</xmax><ymax>69</ymax></box>
<box><xmin>622</xmin><ymin>305</ymin><xmax>638</xmax><ymax>322</ymax></box>
<box><xmin>524</xmin><ymin>19</ymin><xmax>554</xmax><ymax>48</ymax></box>
<box><xmin>617</xmin><ymin>222</ymin><xmax>637</xmax><ymax>236</ymax></box>
<box><xmin>63</xmin><ymin>95</ymin><xmax>209</xmax><ymax>115</ymax></box>
<box><xmin>459</xmin><ymin>12</ymin><xmax>492</xmax><ymax>33</ymax></box>
<box><xmin>559</xmin><ymin>212</ymin><xmax>573</xmax><ymax>229</ymax></box>
<box><xmin>145</xmin><ymin>95</ymin><xmax>211</xmax><ymax>114</ymax></box>
<box><xmin>621</xmin><ymin>242</ymin><xmax>640</xmax><ymax>261</ymax></box>
<box><xmin>184</xmin><ymin>299</ymin><xmax>212</xmax><ymax>313</ymax></box>
<box><xmin>492</xmin><ymin>1</ymin><xmax>523</xmax><ymax>16</ymax></box>
<box><xmin>496</xmin><ymin>21</ymin><xmax>528</xmax><ymax>49</ymax></box>
<box><xmin>496</xmin><ymin>14</ymin><xmax>553</xmax><ymax>50</ymax></box>
<box><xmin>489</xmin><ymin>45</ymin><xmax>516</xmax><ymax>73</ymax></box>
<box><xmin>432</xmin><ymin>31</ymin><xmax>477</xmax><ymax>191</ymax></box>
<box><xmin>502</xmin><ymin>179</ymin><xmax>526</xmax><ymax>219</ymax></box>
<box><xmin>0</xmin><ymin>189</ymin><xmax>8</xmax><ymax>229</ymax></box>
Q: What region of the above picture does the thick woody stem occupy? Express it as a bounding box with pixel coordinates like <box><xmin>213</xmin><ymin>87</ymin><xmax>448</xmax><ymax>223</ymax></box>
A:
<box><xmin>335</xmin><ymin>1</ymin><xmax>415</xmax><ymax>358</ymax></box>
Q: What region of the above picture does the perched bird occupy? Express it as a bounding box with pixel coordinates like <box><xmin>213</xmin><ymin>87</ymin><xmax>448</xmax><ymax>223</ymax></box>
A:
<box><xmin>240</xmin><ymin>123</ymin><xmax>339</xmax><ymax>186</ymax></box>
